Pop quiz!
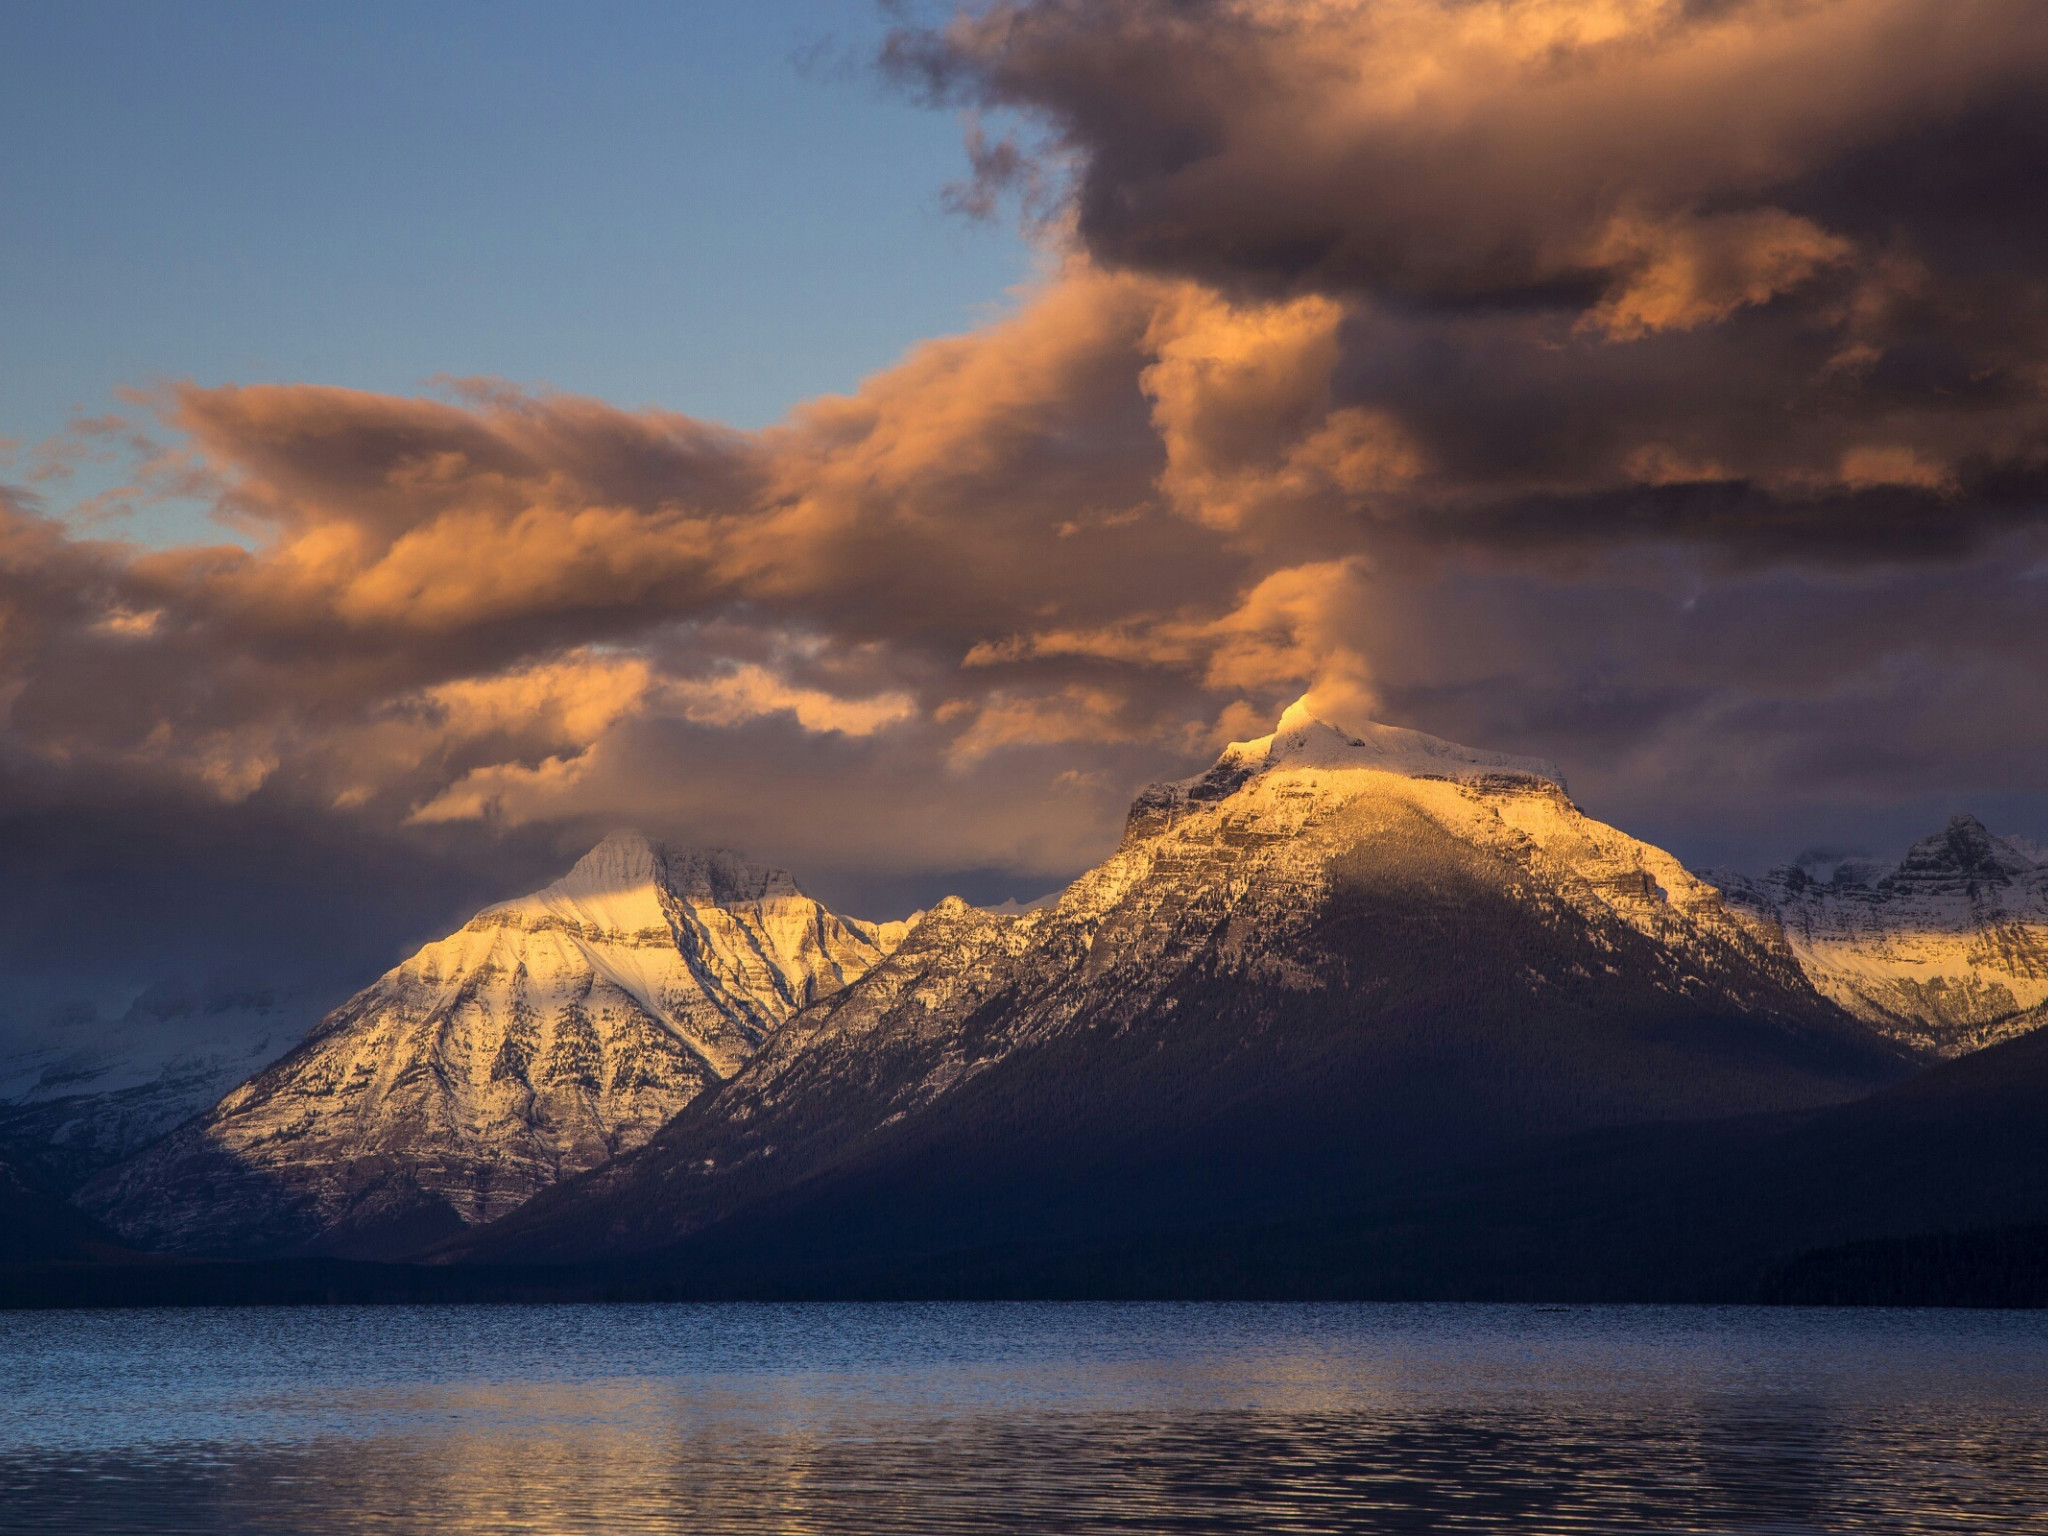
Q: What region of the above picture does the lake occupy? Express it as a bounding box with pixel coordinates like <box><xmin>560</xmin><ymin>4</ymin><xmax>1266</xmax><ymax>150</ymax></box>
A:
<box><xmin>3</xmin><ymin>1302</ymin><xmax>2045</xmax><ymax>1533</ymax></box>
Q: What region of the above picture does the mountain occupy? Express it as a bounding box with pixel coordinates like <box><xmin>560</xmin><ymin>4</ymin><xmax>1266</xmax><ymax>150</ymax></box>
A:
<box><xmin>0</xmin><ymin>1150</ymin><xmax>134</xmax><ymax>1266</ymax></box>
<box><xmin>750</xmin><ymin>1017</ymin><xmax>2048</xmax><ymax>1304</ymax></box>
<box><xmin>450</xmin><ymin>702</ymin><xmax>1906</xmax><ymax>1269</ymax></box>
<box><xmin>1710</xmin><ymin>815</ymin><xmax>2048</xmax><ymax>1055</ymax></box>
<box><xmin>0</xmin><ymin>982</ymin><xmax>316</xmax><ymax>1190</ymax></box>
<box><xmin>78</xmin><ymin>833</ymin><xmax>909</xmax><ymax>1259</ymax></box>
<box><xmin>1144</xmin><ymin>1009</ymin><xmax>2048</xmax><ymax>1305</ymax></box>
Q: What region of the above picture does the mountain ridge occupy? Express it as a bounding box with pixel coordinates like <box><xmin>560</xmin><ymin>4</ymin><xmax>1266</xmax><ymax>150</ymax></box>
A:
<box><xmin>78</xmin><ymin>833</ymin><xmax>906</xmax><ymax>1259</ymax></box>
<box><xmin>1708</xmin><ymin>813</ymin><xmax>2048</xmax><ymax>1055</ymax></box>
<box><xmin>71</xmin><ymin>704</ymin><xmax>2046</xmax><ymax>1290</ymax></box>
<box><xmin>447</xmin><ymin>702</ymin><xmax>1904</xmax><ymax>1268</ymax></box>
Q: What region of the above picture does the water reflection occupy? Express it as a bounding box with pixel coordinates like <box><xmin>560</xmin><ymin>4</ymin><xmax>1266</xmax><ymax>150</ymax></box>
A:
<box><xmin>2</xmin><ymin>1303</ymin><xmax>2045</xmax><ymax>1533</ymax></box>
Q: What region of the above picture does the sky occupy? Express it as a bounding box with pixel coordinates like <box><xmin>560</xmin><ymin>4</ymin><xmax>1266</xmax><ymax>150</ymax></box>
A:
<box><xmin>0</xmin><ymin>1</ymin><xmax>1030</xmax><ymax>537</ymax></box>
<box><xmin>3</xmin><ymin>0</ymin><xmax>2047</xmax><ymax>1019</ymax></box>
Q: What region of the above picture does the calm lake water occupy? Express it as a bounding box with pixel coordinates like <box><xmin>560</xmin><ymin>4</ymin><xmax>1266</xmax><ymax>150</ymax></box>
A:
<box><xmin>2</xmin><ymin>1302</ymin><xmax>2045</xmax><ymax>1533</ymax></box>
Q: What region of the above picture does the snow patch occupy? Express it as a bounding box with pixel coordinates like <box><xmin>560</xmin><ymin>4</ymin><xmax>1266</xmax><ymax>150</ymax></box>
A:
<box><xmin>1226</xmin><ymin>698</ymin><xmax>1566</xmax><ymax>788</ymax></box>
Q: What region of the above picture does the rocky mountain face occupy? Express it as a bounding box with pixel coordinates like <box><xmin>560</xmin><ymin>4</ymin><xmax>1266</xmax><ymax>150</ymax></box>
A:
<box><xmin>0</xmin><ymin>982</ymin><xmax>315</xmax><ymax>1190</ymax></box>
<box><xmin>455</xmin><ymin>703</ymin><xmax>1905</xmax><ymax>1268</ymax></box>
<box><xmin>79</xmin><ymin>833</ymin><xmax>907</xmax><ymax>1259</ymax></box>
<box><xmin>1710</xmin><ymin>815</ymin><xmax>2048</xmax><ymax>1055</ymax></box>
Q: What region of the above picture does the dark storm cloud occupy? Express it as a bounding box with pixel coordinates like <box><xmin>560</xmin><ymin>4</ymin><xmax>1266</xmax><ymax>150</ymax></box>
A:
<box><xmin>896</xmin><ymin>0</ymin><xmax>2048</xmax><ymax>558</ymax></box>
<box><xmin>0</xmin><ymin>779</ymin><xmax>568</xmax><ymax>1016</ymax></box>
<box><xmin>893</xmin><ymin>1</ymin><xmax>2048</xmax><ymax>309</ymax></box>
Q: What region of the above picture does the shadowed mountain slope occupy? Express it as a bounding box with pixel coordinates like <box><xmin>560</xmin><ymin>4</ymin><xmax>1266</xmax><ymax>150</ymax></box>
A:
<box><xmin>0</xmin><ymin>1152</ymin><xmax>134</xmax><ymax>1265</ymax></box>
<box><xmin>1118</xmin><ymin>1007</ymin><xmax>2048</xmax><ymax>1304</ymax></box>
<box><xmin>0</xmin><ymin>981</ymin><xmax>317</xmax><ymax>1191</ymax></box>
<box><xmin>451</xmin><ymin>703</ymin><xmax>1905</xmax><ymax>1269</ymax></box>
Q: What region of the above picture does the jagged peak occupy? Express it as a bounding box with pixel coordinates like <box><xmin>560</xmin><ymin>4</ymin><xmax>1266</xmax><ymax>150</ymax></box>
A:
<box><xmin>1738</xmin><ymin>813</ymin><xmax>2047</xmax><ymax>902</ymax></box>
<box><xmin>1900</xmin><ymin>813</ymin><xmax>2040</xmax><ymax>883</ymax></box>
<box><xmin>558</xmin><ymin>829</ymin><xmax>667</xmax><ymax>896</ymax></box>
<box><xmin>877</xmin><ymin>895</ymin><xmax>998</xmax><ymax>949</ymax></box>
<box><xmin>508</xmin><ymin>831</ymin><xmax>803</xmax><ymax>918</ymax></box>
<box><xmin>978</xmin><ymin>890</ymin><xmax>1061</xmax><ymax>917</ymax></box>
<box><xmin>663</xmin><ymin>847</ymin><xmax>803</xmax><ymax>904</ymax></box>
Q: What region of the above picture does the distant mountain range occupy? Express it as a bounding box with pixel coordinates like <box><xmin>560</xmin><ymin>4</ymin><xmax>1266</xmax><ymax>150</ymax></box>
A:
<box><xmin>0</xmin><ymin>981</ymin><xmax>314</xmax><ymax>1188</ymax></box>
<box><xmin>8</xmin><ymin>700</ymin><xmax>2046</xmax><ymax>1301</ymax></box>
<box><xmin>1712</xmin><ymin>817</ymin><xmax>2048</xmax><ymax>1055</ymax></box>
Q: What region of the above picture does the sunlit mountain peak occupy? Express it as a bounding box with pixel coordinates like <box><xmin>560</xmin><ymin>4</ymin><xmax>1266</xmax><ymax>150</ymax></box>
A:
<box><xmin>1214</xmin><ymin>698</ymin><xmax>1566</xmax><ymax>790</ymax></box>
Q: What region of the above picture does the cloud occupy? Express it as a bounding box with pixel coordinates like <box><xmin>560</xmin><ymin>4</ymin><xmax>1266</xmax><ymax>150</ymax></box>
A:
<box><xmin>666</xmin><ymin>663</ymin><xmax>916</xmax><ymax>738</ymax></box>
<box><xmin>2</xmin><ymin>0</ymin><xmax>2047</xmax><ymax>1002</ymax></box>
<box><xmin>407</xmin><ymin>659</ymin><xmax>917</xmax><ymax>825</ymax></box>
<box><xmin>896</xmin><ymin>0</ymin><xmax>2048</xmax><ymax>559</ymax></box>
<box><xmin>409</xmin><ymin>751</ymin><xmax>598</xmax><ymax>827</ymax></box>
<box><xmin>0</xmin><ymin>273</ymin><xmax>1246</xmax><ymax>887</ymax></box>
<box><xmin>896</xmin><ymin>0</ymin><xmax>2048</xmax><ymax>306</ymax></box>
<box><xmin>941</xmin><ymin>684</ymin><xmax>1150</xmax><ymax>765</ymax></box>
<box><xmin>1141</xmin><ymin>287</ymin><xmax>1423</xmax><ymax>531</ymax></box>
<box><xmin>1581</xmin><ymin>208</ymin><xmax>1855</xmax><ymax>341</ymax></box>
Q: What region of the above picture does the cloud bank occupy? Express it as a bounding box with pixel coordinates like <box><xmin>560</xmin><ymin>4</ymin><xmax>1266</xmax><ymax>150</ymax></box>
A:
<box><xmin>4</xmin><ymin>0</ymin><xmax>2047</xmax><ymax>1001</ymax></box>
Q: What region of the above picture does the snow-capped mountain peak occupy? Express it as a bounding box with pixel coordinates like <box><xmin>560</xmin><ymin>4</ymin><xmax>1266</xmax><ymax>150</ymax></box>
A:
<box><xmin>1709</xmin><ymin>813</ymin><xmax>2048</xmax><ymax>1056</ymax></box>
<box><xmin>1225</xmin><ymin>697</ymin><xmax>1566</xmax><ymax>787</ymax></box>
<box><xmin>487</xmin><ymin>831</ymin><xmax>803</xmax><ymax>937</ymax></box>
<box><xmin>1895</xmin><ymin>813</ymin><xmax>2042</xmax><ymax>886</ymax></box>
<box><xmin>1128</xmin><ymin>699</ymin><xmax>1565</xmax><ymax>840</ymax></box>
<box><xmin>82</xmin><ymin>833</ymin><xmax>908</xmax><ymax>1258</ymax></box>
<box><xmin>564</xmin><ymin>827</ymin><xmax>670</xmax><ymax>886</ymax></box>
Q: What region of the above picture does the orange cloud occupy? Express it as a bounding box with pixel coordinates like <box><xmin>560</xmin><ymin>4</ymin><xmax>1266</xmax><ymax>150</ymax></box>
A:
<box><xmin>666</xmin><ymin>664</ymin><xmax>917</xmax><ymax>738</ymax></box>
<box><xmin>6</xmin><ymin>0</ymin><xmax>2048</xmax><ymax>888</ymax></box>
<box><xmin>943</xmin><ymin>684</ymin><xmax>1147</xmax><ymax>766</ymax></box>
<box><xmin>1143</xmin><ymin>288</ymin><xmax>1423</xmax><ymax>530</ymax></box>
<box><xmin>1582</xmin><ymin>208</ymin><xmax>1854</xmax><ymax>341</ymax></box>
<box><xmin>962</xmin><ymin>559</ymin><xmax>1377</xmax><ymax>731</ymax></box>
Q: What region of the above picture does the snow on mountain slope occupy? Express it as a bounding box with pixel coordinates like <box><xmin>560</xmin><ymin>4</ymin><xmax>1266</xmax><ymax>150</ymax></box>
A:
<box><xmin>1108</xmin><ymin>702</ymin><xmax>1759</xmax><ymax>985</ymax></box>
<box><xmin>1170</xmin><ymin>698</ymin><xmax>1565</xmax><ymax>793</ymax></box>
<box><xmin>79</xmin><ymin>833</ymin><xmax>906</xmax><ymax>1258</ymax></box>
<box><xmin>456</xmin><ymin>703</ymin><xmax>1901</xmax><ymax>1267</ymax></box>
<box><xmin>0</xmin><ymin>983</ymin><xmax>316</xmax><ymax>1189</ymax></box>
<box><xmin>1710</xmin><ymin>815</ymin><xmax>2048</xmax><ymax>1056</ymax></box>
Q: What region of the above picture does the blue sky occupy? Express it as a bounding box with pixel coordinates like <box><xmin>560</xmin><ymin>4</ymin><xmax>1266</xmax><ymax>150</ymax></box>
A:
<box><xmin>0</xmin><ymin>0</ymin><xmax>1030</xmax><ymax>542</ymax></box>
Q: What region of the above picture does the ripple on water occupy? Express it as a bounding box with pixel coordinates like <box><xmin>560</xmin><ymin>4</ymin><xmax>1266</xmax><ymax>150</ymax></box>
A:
<box><xmin>1</xmin><ymin>1302</ymin><xmax>2044</xmax><ymax>1534</ymax></box>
